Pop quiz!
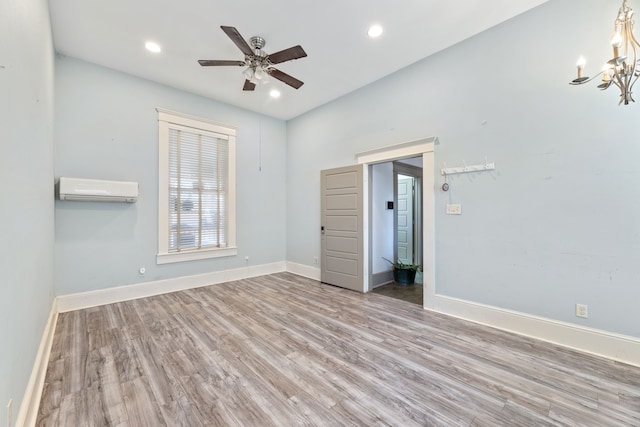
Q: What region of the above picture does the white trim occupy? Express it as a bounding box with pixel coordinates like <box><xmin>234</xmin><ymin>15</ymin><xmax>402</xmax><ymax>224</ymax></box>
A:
<box><xmin>156</xmin><ymin>108</ymin><xmax>237</xmax><ymax>135</ymax></box>
<box><xmin>156</xmin><ymin>109</ymin><xmax>237</xmax><ymax>264</ymax></box>
<box><xmin>16</xmin><ymin>299</ymin><xmax>58</xmax><ymax>427</ymax></box>
<box><xmin>421</xmin><ymin>151</ymin><xmax>436</xmax><ymax>310</ymax></box>
<box><xmin>362</xmin><ymin>165</ymin><xmax>370</xmax><ymax>292</ymax></box>
<box><xmin>431</xmin><ymin>294</ymin><xmax>640</xmax><ymax>368</ymax></box>
<box><xmin>286</xmin><ymin>261</ymin><xmax>321</xmax><ymax>281</ymax></box>
<box><xmin>356</xmin><ymin>137</ymin><xmax>438</xmax><ymax>165</ymax></box>
<box><xmin>156</xmin><ymin>246</ymin><xmax>238</xmax><ymax>264</ymax></box>
<box><xmin>56</xmin><ymin>261</ymin><xmax>286</xmax><ymax>313</ymax></box>
<box><xmin>357</xmin><ymin>138</ymin><xmax>436</xmax><ymax>305</ymax></box>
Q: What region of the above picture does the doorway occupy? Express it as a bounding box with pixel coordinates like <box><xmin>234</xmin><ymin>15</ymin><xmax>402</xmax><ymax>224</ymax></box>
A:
<box><xmin>319</xmin><ymin>137</ymin><xmax>437</xmax><ymax>308</ymax></box>
<box><xmin>361</xmin><ymin>137</ymin><xmax>436</xmax><ymax>308</ymax></box>
<box><xmin>369</xmin><ymin>158</ymin><xmax>423</xmax><ymax>305</ymax></box>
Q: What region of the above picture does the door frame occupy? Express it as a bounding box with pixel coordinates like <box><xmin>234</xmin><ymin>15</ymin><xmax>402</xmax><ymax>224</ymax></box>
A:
<box><xmin>356</xmin><ymin>137</ymin><xmax>437</xmax><ymax>309</ymax></box>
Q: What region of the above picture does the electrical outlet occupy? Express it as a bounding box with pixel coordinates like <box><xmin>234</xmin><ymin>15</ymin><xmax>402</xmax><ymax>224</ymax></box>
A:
<box><xmin>245</xmin><ymin>256</ymin><xmax>249</xmax><ymax>263</ymax></box>
<box><xmin>7</xmin><ymin>399</ymin><xmax>12</xmax><ymax>427</ymax></box>
<box><xmin>446</xmin><ymin>204</ymin><xmax>462</xmax><ymax>215</ymax></box>
<box><xmin>138</xmin><ymin>267</ymin><xmax>145</xmax><ymax>276</ymax></box>
<box><xmin>313</xmin><ymin>257</ymin><xmax>318</xmax><ymax>265</ymax></box>
<box><xmin>576</xmin><ymin>303</ymin><xmax>588</xmax><ymax>318</ymax></box>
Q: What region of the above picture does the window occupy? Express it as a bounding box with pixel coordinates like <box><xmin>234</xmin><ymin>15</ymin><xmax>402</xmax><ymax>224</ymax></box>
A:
<box><xmin>157</xmin><ymin>109</ymin><xmax>236</xmax><ymax>264</ymax></box>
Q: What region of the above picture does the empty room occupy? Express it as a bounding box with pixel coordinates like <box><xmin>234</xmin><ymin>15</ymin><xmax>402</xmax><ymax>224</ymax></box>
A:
<box><xmin>3</xmin><ymin>0</ymin><xmax>640</xmax><ymax>425</ymax></box>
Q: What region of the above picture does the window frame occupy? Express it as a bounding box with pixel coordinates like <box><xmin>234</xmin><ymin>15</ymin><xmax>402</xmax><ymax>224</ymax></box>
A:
<box><xmin>156</xmin><ymin>108</ymin><xmax>237</xmax><ymax>264</ymax></box>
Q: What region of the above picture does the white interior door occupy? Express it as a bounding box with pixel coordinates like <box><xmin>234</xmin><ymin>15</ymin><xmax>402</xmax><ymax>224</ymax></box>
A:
<box><xmin>321</xmin><ymin>165</ymin><xmax>364</xmax><ymax>292</ymax></box>
<box><xmin>397</xmin><ymin>176</ymin><xmax>414</xmax><ymax>264</ymax></box>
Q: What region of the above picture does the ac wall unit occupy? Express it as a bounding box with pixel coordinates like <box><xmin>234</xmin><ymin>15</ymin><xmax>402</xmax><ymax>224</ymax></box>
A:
<box><xmin>58</xmin><ymin>177</ymin><xmax>138</xmax><ymax>203</ymax></box>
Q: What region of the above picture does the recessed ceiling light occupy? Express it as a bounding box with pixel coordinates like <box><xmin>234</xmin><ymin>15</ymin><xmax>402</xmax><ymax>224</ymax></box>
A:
<box><xmin>368</xmin><ymin>25</ymin><xmax>383</xmax><ymax>38</ymax></box>
<box><xmin>269</xmin><ymin>89</ymin><xmax>281</xmax><ymax>99</ymax></box>
<box><xmin>145</xmin><ymin>41</ymin><xmax>162</xmax><ymax>53</ymax></box>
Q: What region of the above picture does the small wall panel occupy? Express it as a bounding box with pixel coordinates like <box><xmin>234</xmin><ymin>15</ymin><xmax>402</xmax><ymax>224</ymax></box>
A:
<box><xmin>398</xmin><ymin>247</ymin><xmax>408</xmax><ymax>260</ymax></box>
<box><xmin>326</xmin><ymin>236</ymin><xmax>358</xmax><ymax>254</ymax></box>
<box><xmin>326</xmin><ymin>216</ymin><xmax>358</xmax><ymax>232</ymax></box>
<box><xmin>326</xmin><ymin>194</ymin><xmax>358</xmax><ymax>210</ymax></box>
<box><xmin>326</xmin><ymin>256</ymin><xmax>358</xmax><ymax>276</ymax></box>
<box><xmin>325</xmin><ymin>171</ymin><xmax>357</xmax><ymax>190</ymax></box>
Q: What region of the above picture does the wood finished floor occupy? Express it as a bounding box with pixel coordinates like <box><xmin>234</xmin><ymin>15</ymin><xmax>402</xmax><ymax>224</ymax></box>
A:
<box><xmin>371</xmin><ymin>281</ymin><xmax>423</xmax><ymax>306</ymax></box>
<box><xmin>37</xmin><ymin>272</ymin><xmax>640</xmax><ymax>426</ymax></box>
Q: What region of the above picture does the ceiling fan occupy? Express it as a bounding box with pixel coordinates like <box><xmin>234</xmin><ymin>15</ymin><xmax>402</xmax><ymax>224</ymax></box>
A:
<box><xmin>198</xmin><ymin>26</ymin><xmax>307</xmax><ymax>91</ymax></box>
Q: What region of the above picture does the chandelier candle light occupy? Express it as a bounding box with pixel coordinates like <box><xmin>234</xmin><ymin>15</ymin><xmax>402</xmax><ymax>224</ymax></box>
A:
<box><xmin>570</xmin><ymin>0</ymin><xmax>640</xmax><ymax>105</ymax></box>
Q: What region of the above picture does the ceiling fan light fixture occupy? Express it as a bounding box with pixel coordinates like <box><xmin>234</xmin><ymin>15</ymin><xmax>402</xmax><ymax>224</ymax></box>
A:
<box><xmin>270</xmin><ymin>89</ymin><xmax>281</xmax><ymax>98</ymax></box>
<box><xmin>243</xmin><ymin>66</ymin><xmax>254</xmax><ymax>80</ymax></box>
<box><xmin>254</xmin><ymin>66</ymin><xmax>267</xmax><ymax>80</ymax></box>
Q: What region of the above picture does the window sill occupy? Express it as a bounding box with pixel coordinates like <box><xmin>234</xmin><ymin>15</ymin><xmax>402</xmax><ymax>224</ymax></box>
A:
<box><xmin>156</xmin><ymin>246</ymin><xmax>238</xmax><ymax>265</ymax></box>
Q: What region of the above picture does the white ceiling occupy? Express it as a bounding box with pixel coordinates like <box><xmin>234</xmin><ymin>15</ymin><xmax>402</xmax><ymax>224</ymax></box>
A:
<box><xmin>49</xmin><ymin>0</ymin><xmax>549</xmax><ymax>120</ymax></box>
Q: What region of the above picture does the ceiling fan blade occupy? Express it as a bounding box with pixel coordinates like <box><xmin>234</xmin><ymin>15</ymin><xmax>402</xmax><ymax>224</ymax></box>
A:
<box><xmin>268</xmin><ymin>45</ymin><xmax>307</xmax><ymax>64</ymax></box>
<box><xmin>269</xmin><ymin>68</ymin><xmax>304</xmax><ymax>89</ymax></box>
<box><xmin>221</xmin><ymin>26</ymin><xmax>253</xmax><ymax>56</ymax></box>
<box><xmin>198</xmin><ymin>60</ymin><xmax>245</xmax><ymax>67</ymax></box>
<box><xmin>243</xmin><ymin>80</ymin><xmax>256</xmax><ymax>91</ymax></box>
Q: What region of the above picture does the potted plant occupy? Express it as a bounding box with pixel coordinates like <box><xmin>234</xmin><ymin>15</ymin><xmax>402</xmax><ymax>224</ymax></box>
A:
<box><xmin>383</xmin><ymin>257</ymin><xmax>422</xmax><ymax>285</ymax></box>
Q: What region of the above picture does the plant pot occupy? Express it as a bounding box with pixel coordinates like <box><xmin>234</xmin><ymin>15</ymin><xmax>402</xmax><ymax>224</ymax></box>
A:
<box><xmin>393</xmin><ymin>267</ymin><xmax>416</xmax><ymax>285</ymax></box>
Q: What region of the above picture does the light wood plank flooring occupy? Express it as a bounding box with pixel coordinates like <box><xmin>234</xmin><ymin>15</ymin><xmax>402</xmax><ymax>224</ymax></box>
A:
<box><xmin>372</xmin><ymin>281</ymin><xmax>423</xmax><ymax>305</ymax></box>
<box><xmin>37</xmin><ymin>272</ymin><xmax>640</xmax><ymax>426</ymax></box>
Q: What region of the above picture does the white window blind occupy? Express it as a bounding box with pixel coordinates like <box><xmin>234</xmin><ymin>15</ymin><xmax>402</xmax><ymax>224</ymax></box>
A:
<box><xmin>157</xmin><ymin>109</ymin><xmax>237</xmax><ymax>264</ymax></box>
<box><xmin>168</xmin><ymin>126</ymin><xmax>228</xmax><ymax>252</ymax></box>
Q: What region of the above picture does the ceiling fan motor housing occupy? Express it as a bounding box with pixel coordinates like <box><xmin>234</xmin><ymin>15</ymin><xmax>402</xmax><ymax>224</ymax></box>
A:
<box><xmin>250</xmin><ymin>36</ymin><xmax>266</xmax><ymax>51</ymax></box>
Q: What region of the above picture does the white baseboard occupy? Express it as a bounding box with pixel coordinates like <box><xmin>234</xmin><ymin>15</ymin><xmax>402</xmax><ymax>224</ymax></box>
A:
<box><xmin>56</xmin><ymin>261</ymin><xmax>286</xmax><ymax>313</ymax></box>
<box><xmin>286</xmin><ymin>261</ymin><xmax>321</xmax><ymax>281</ymax></box>
<box><xmin>432</xmin><ymin>294</ymin><xmax>640</xmax><ymax>368</ymax></box>
<box><xmin>16</xmin><ymin>299</ymin><xmax>58</xmax><ymax>427</ymax></box>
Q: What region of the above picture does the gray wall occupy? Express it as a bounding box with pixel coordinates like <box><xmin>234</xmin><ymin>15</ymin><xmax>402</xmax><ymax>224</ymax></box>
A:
<box><xmin>287</xmin><ymin>0</ymin><xmax>640</xmax><ymax>338</ymax></box>
<box><xmin>54</xmin><ymin>57</ymin><xmax>287</xmax><ymax>295</ymax></box>
<box><xmin>0</xmin><ymin>0</ymin><xmax>55</xmax><ymax>415</ymax></box>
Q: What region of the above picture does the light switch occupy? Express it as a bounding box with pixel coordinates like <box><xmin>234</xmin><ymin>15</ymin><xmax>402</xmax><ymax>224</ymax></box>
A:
<box><xmin>446</xmin><ymin>204</ymin><xmax>462</xmax><ymax>215</ymax></box>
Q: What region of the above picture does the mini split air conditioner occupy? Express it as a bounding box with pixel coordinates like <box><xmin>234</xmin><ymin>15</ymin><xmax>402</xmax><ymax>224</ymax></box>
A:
<box><xmin>58</xmin><ymin>177</ymin><xmax>138</xmax><ymax>203</ymax></box>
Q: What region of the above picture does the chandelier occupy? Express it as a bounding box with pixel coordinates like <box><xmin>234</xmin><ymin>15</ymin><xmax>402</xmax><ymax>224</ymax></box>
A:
<box><xmin>570</xmin><ymin>0</ymin><xmax>640</xmax><ymax>105</ymax></box>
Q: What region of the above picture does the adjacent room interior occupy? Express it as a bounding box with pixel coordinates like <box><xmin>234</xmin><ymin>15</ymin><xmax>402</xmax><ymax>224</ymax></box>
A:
<box><xmin>4</xmin><ymin>0</ymin><xmax>640</xmax><ymax>425</ymax></box>
<box><xmin>370</xmin><ymin>156</ymin><xmax>425</xmax><ymax>305</ymax></box>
